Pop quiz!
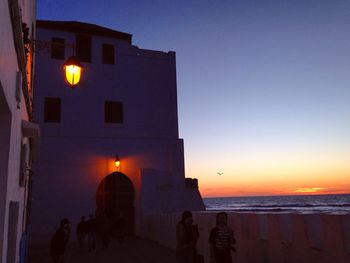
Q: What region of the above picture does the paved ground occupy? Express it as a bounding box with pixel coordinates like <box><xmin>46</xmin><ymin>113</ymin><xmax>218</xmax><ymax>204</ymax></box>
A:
<box><xmin>28</xmin><ymin>237</ymin><xmax>177</xmax><ymax>263</ymax></box>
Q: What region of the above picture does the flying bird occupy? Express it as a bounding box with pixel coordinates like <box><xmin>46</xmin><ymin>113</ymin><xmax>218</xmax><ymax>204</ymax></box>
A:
<box><xmin>217</xmin><ymin>172</ymin><xmax>223</xmax><ymax>176</ymax></box>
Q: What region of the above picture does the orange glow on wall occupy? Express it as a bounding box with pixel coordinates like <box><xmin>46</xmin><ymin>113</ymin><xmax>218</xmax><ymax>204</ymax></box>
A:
<box><xmin>63</xmin><ymin>56</ymin><xmax>83</xmax><ymax>87</ymax></box>
<box><xmin>87</xmin><ymin>154</ymin><xmax>135</xmax><ymax>182</ymax></box>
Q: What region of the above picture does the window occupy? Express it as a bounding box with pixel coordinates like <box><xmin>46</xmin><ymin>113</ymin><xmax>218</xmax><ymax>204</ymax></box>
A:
<box><xmin>51</xmin><ymin>38</ymin><xmax>65</xmax><ymax>59</ymax></box>
<box><xmin>102</xmin><ymin>44</ymin><xmax>115</xmax><ymax>64</ymax></box>
<box><xmin>44</xmin><ymin>97</ymin><xmax>61</xmax><ymax>123</ymax></box>
<box><xmin>76</xmin><ymin>34</ymin><xmax>91</xmax><ymax>62</ymax></box>
<box><xmin>105</xmin><ymin>101</ymin><xmax>123</xmax><ymax>123</ymax></box>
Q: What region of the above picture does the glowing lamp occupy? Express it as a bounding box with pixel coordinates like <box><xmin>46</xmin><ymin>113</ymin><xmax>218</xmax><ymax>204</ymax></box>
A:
<box><xmin>63</xmin><ymin>56</ymin><xmax>83</xmax><ymax>88</ymax></box>
<box><xmin>114</xmin><ymin>155</ymin><xmax>120</xmax><ymax>169</ymax></box>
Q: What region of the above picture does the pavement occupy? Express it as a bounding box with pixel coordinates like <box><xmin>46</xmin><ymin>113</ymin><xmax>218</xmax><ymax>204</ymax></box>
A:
<box><xmin>27</xmin><ymin>236</ymin><xmax>177</xmax><ymax>263</ymax></box>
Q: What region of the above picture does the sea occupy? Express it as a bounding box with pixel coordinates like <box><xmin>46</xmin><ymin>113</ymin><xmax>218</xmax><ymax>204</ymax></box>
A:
<box><xmin>204</xmin><ymin>194</ymin><xmax>350</xmax><ymax>214</ymax></box>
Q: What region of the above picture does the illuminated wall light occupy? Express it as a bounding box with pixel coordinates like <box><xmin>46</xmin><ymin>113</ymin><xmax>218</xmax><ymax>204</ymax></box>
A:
<box><xmin>63</xmin><ymin>56</ymin><xmax>83</xmax><ymax>88</ymax></box>
<box><xmin>115</xmin><ymin>154</ymin><xmax>121</xmax><ymax>170</ymax></box>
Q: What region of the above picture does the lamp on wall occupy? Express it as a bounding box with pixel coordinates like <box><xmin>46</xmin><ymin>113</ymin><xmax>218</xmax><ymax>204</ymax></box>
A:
<box><xmin>114</xmin><ymin>155</ymin><xmax>121</xmax><ymax>170</ymax></box>
<box><xmin>63</xmin><ymin>56</ymin><xmax>84</xmax><ymax>88</ymax></box>
<box><xmin>32</xmin><ymin>40</ymin><xmax>84</xmax><ymax>88</ymax></box>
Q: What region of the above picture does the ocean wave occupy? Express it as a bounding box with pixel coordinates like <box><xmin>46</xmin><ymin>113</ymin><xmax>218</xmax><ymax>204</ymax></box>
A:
<box><xmin>204</xmin><ymin>194</ymin><xmax>350</xmax><ymax>214</ymax></box>
<box><xmin>205</xmin><ymin>206</ymin><xmax>350</xmax><ymax>214</ymax></box>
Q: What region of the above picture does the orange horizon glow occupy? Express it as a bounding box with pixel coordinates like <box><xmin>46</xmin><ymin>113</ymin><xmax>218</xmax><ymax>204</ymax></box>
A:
<box><xmin>188</xmin><ymin>158</ymin><xmax>350</xmax><ymax>197</ymax></box>
<box><xmin>185</xmin><ymin>126</ymin><xmax>350</xmax><ymax>200</ymax></box>
<box><xmin>200</xmin><ymin>184</ymin><xmax>350</xmax><ymax>198</ymax></box>
<box><xmin>199</xmin><ymin>182</ymin><xmax>350</xmax><ymax>197</ymax></box>
<box><xmin>199</xmin><ymin>176</ymin><xmax>350</xmax><ymax>197</ymax></box>
<box><xmin>293</xmin><ymin>187</ymin><xmax>325</xmax><ymax>193</ymax></box>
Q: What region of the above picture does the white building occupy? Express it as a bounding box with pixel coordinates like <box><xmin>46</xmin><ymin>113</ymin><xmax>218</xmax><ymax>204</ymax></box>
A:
<box><xmin>0</xmin><ymin>0</ymin><xmax>37</xmax><ymax>262</ymax></box>
<box><xmin>30</xmin><ymin>20</ymin><xmax>204</xmax><ymax>239</ymax></box>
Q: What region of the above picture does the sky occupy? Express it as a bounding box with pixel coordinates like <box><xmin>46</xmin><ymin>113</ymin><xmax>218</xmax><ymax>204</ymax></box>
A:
<box><xmin>37</xmin><ymin>0</ymin><xmax>350</xmax><ymax>197</ymax></box>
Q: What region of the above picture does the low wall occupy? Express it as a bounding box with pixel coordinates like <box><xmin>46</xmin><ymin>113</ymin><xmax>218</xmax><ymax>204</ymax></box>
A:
<box><xmin>145</xmin><ymin>212</ymin><xmax>350</xmax><ymax>263</ymax></box>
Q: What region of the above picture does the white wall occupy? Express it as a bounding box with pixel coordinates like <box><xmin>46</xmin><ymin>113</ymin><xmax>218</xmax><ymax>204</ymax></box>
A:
<box><xmin>0</xmin><ymin>0</ymin><xmax>36</xmax><ymax>261</ymax></box>
<box><xmin>34</xmin><ymin>28</ymin><xmax>179</xmax><ymax>140</ymax></box>
<box><xmin>31</xmin><ymin>25</ymin><xmax>204</xmax><ymax>240</ymax></box>
<box><xmin>30</xmin><ymin>136</ymin><xmax>187</xmax><ymax>236</ymax></box>
<box><xmin>146</xmin><ymin>212</ymin><xmax>350</xmax><ymax>263</ymax></box>
<box><xmin>0</xmin><ymin>87</ymin><xmax>12</xmax><ymax>263</ymax></box>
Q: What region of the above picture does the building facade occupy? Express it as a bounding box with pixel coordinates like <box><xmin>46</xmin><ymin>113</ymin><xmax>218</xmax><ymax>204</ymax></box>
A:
<box><xmin>30</xmin><ymin>20</ymin><xmax>204</xmax><ymax>239</ymax></box>
<box><xmin>0</xmin><ymin>0</ymin><xmax>37</xmax><ymax>262</ymax></box>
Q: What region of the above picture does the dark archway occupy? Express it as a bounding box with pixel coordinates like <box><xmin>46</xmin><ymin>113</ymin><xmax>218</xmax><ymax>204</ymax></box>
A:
<box><xmin>96</xmin><ymin>172</ymin><xmax>135</xmax><ymax>235</ymax></box>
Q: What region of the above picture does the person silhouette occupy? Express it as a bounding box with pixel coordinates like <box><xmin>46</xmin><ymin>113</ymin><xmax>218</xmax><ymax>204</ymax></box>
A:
<box><xmin>86</xmin><ymin>214</ymin><xmax>96</xmax><ymax>251</ymax></box>
<box><xmin>176</xmin><ymin>211</ymin><xmax>199</xmax><ymax>263</ymax></box>
<box><xmin>50</xmin><ymin>218</ymin><xmax>70</xmax><ymax>263</ymax></box>
<box><xmin>76</xmin><ymin>216</ymin><xmax>87</xmax><ymax>248</ymax></box>
<box><xmin>209</xmin><ymin>212</ymin><xmax>236</xmax><ymax>263</ymax></box>
<box><xmin>114</xmin><ymin>211</ymin><xmax>126</xmax><ymax>244</ymax></box>
<box><xmin>97</xmin><ymin>212</ymin><xmax>111</xmax><ymax>249</ymax></box>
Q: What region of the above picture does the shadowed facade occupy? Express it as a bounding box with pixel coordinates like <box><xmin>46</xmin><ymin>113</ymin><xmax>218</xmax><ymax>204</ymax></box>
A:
<box><xmin>30</xmin><ymin>20</ymin><xmax>205</xmax><ymax>241</ymax></box>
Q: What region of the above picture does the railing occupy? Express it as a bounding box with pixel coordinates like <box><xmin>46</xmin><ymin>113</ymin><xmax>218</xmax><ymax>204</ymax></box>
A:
<box><xmin>145</xmin><ymin>212</ymin><xmax>350</xmax><ymax>263</ymax></box>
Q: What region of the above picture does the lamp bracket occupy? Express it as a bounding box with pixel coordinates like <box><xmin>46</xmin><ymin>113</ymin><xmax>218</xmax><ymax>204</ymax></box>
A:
<box><xmin>30</xmin><ymin>39</ymin><xmax>75</xmax><ymax>54</ymax></box>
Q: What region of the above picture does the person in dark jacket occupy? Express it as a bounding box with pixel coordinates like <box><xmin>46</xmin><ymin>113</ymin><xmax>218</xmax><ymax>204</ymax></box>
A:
<box><xmin>176</xmin><ymin>211</ymin><xmax>199</xmax><ymax>263</ymax></box>
<box><xmin>86</xmin><ymin>214</ymin><xmax>96</xmax><ymax>251</ymax></box>
<box><xmin>209</xmin><ymin>212</ymin><xmax>236</xmax><ymax>263</ymax></box>
<box><xmin>96</xmin><ymin>212</ymin><xmax>111</xmax><ymax>249</ymax></box>
<box><xmin>76</xmin><ymin>216</ymin><xmax>87</xmax><ymax>248</ymax></box>
<box><xmin>114</xmin><ymin>211</ymin><xmax>126</xmax><ymax>244</ymax></box>
<box><xmin>50</xmin><ymin>218</ymin><xmax>70</xmax><ymax>263</ymax></box>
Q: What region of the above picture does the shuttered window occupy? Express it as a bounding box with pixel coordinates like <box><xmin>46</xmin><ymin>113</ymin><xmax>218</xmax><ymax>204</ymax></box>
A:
<box><xmin>44</xmin><ymin>97</ymin><xmax>61</xmax><ymax>123</ymax></box>
<box><xmin>105</xmin><ymin>101</ymin><xmax>123</xmax><ymax>123</ymax></box>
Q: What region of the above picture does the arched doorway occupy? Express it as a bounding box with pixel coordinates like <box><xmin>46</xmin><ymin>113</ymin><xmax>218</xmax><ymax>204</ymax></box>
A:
<box><xmin>96</xmin><ymin>172</ymin><xmax>135</xmax><ymax>235</ymax></box>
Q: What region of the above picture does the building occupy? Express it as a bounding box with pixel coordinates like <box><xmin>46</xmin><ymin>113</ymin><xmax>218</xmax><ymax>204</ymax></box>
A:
<box><xmin>0</xmin><ymin>0</ymin><xmax>37</xmax><ymax>262</ymax></box>
<box><xmin>30</xmin><ymin>20</ymin><xmax>204</xmax><ymax>239</ymax></box>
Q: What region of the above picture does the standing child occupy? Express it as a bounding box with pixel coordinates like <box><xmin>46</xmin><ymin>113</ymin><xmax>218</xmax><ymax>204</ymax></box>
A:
<box><xmin>209</xmin><ymin>212</ymin><xmax>236</xmax><ymax>263</ymax></box>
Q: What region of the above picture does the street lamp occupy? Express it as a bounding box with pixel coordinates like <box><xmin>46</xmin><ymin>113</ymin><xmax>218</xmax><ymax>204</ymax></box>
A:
<box><xmin>63</xmin><ymin>56</ymin><xmax>84</xmax><ymax>88</ymax></box>
<box><xmin>31</xmin><ymin>38</ymin><xmax>84</xmax><ymax>88</ymax></box>
<box><xmin>114</xmin><ymin>155</ymin><xmax>121</xmax><ymax>170</ymax></box>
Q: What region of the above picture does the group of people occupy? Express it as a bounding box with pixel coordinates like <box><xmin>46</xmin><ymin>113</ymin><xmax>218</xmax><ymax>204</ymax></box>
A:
<box><xmin>176</xmin><ymin>211</ymin><xmax>236</xmax><ymax>263</ymax></box>
<box><xmin>50</xmin><ymin>211</ymin><xmax>235</xmax><ymax>263</ymax></box>
<box><xmin>76</xmin><ymin>214</ymin><xmax>98</xmax><ymax>251</ymax></box>
<box><xmin>50</xmin><ymin>215</ymin><xmax>97</xmax><ymax>263</ymax></box>
<box><xmin>50</xmin><ymin>212</ymin><xmax>126</xmax><ymax>263</ymax></box>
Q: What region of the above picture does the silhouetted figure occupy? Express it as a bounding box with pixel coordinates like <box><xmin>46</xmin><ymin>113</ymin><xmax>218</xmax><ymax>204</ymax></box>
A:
<box><xmin>86</xmin><ymin>214</ymin><xmax>96</xmax><ymax>251</ymax></box>
<box><xmin>97</xmin><ymin>212</ymin><xmax>111</xmax><ymax>249</ymax></box>
<box><xmin>50</xmin><ymin>218</ymin><xmax>70</xmax><ymax>263</ymax></box>
<box><xmin>76</xmin><ymin>216</ymin><xmax>87</xmax><ymax>248</ymax></box>
<box><xmin>176</xmin><ymin>211</ymin><xmax>199</xmax><ymax>263</ymax></box>
<box><xmin>114</xmin><ymin>211</ymin><xmax>126</xmax><ymax>244</ymax></box>
<box><xmin>209</xmin><ymin>212</ymin><xmax>236</xmax><ymax>263</ymax></box>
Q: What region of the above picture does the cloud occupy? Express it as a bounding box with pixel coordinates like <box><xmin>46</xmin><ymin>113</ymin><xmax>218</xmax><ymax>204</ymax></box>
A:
<box><xmin>294</xmin><ymin>187</ymin><xmax>325</xmax><ymax>193</ymax></box>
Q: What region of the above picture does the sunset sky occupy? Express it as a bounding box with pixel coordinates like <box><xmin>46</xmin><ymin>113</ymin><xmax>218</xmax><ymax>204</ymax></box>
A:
<box><xmin>38</xmin><ymin>0</ymin><xmax>350</xmax><ymax>197</ymax></box>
